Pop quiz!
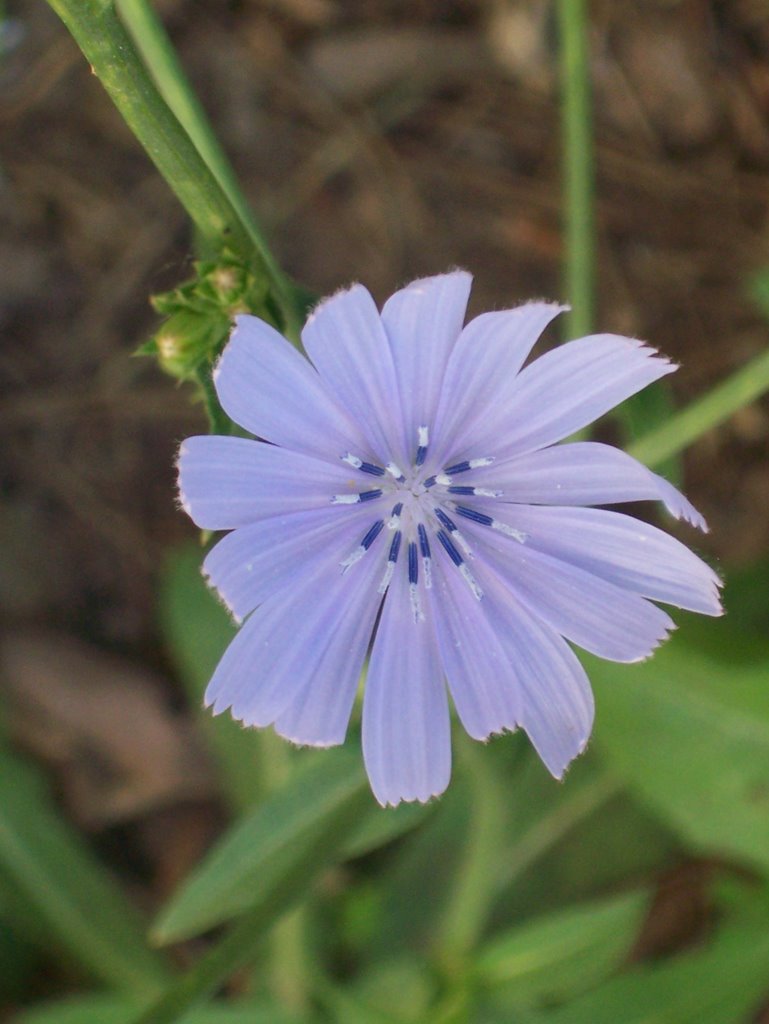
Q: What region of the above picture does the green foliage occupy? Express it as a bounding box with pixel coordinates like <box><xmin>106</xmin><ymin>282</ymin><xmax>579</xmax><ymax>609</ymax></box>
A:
<box><xmin>13</xmin><ymin>996</ymin><xmax>301</xmax><ymax>1024</ymax></box>
<box><xmin>151</xmin><ymin>748</ymin><xmax>370</xmax><ymax>943</ymax></box>
<box><xmin>530</xmin><ymin>911</ymin><xmax>769</xmax><ymax>1024</ymax></box>
<box><xmin>0</xmin><ymin>749</ymin><xmax>169</xmax><ymax>997</ymax></box>
<box><xmin>475</xmin><ymin>889</ymin><xmax>649</xmax><ymax>1004</ymax></box>
<box><xmin>589</xmin><ymin>618</ymin><xmax>769</xmax><ymax>873</ymax></box>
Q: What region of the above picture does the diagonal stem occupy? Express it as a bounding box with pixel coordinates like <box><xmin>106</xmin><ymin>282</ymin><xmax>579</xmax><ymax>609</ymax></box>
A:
<box><xmin>45</xmin><ymin>0</ymin><xmax>301</xmax><ymax>337</ymax></box>
<box><xmin>629</xmin><ymin>346</ymin><xmax>769</xmax><ymax>469</ymax></box>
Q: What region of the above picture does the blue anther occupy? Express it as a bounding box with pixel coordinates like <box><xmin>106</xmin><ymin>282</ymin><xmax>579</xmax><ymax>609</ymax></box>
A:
<box><xmin>434</xmin><ymin>507</ymin><xmax>457</xmax><ymax>533</ymax></box>
<box><xmin>455</xmin><ymin>505</ymin><xmax>493</xmax><ymax>527</ymax></box>
<box><xmin>436</xmin><ymin>529</ymin><xmax>463</xmax><ymax>567</ymax></box>
<box><xmin>391</xmin><ymin>502</ymin><xmax>404</xmax><ymax>517</ymax></box>
<box><xmin>361</xmin><ymin>520</ymin><xmax>385</xmax><ymax>549</ymax></box>
<box><xmin>359</xmin><ymin>489</ymin><xmax>384</xmax><ymax>503</ymax></box>
<box><xmin>447</xmin><ymin>485</ymin><xmax>476</xmax><ymax>496</ymax></box>
<box><xmin>388</xmin><ymin>531</ymin><xmax>402</xmax><ymax>563</ymax></box>
<box><xmin>444</xmin><ymin>460</ymin><xmax>471</xmax><ymax>475</ymax></box>
<box><xmin>360</xmin><ymin>462</ymin><xmax>386</xmax><ymax>476</ymax></box>
<box><xmin>423</xmin><ymin>476</ymin><xmax>436</xmax><ymax>489</ymax></box>
<box><xmin>415</xmin><ymin>446</ymin><xmax>428</xmax><ymax>467</ymax></box>
<box><xmin>408</xmin><ymin>541</ymin><xmax>418</xmax><ymax>584</ymax></box>
<box><xmin>418</xmin><ymin>523</ymin><xmax>431</xmax><ymax>558</ymax></box>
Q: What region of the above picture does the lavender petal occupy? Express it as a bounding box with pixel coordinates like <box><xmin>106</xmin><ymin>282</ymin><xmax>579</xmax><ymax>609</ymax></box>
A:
<box><xmin>178</xmin><ymin>436</ymin><xmax>369</xmax><ymax>530</ymax></box>
<box><xmin>431</xmin><ymin>301</ymin><xmax>566</xmax><ymax>467</ymax></box>
<box><xmin>362</xmin><ymin>569</ymin><xmax>451</xmax><ymax>806</ymax></box>
<box><xmin>215</xmin><ymin>314</ymin><xmax>367</xmax><ymax>462</ymax></box>
<box><xmin>302</xmin><ymin>284</ymin><xmax>408</xmax><ymax>467</ymax></box>
<box><xmin>381</xmin><ymin>271</ymin><xmax>471</xmax><ymax>454</ymax></box>
<box><xmin>463</xmin><ymin>518</ymin><xmax>676</xmax><ymax>663</ymax></box>
<box><xmin>472</xmin><ymin>441</ymin><xmax>707</xmax><ymax>530</ymax></box>
<box><xmin>203</xmin><ymin>505</ymin><xmax>374</xmax><ymax>621</ymax></box>
<box><xmin>429</xmin><ymin>547</ymin><xmax>521</xmax><ymax>740</ymax></box>
<box><xmin>496</xmin><ymin>504</ymin><xmax>722</xmax><ymax>617</ymax></box>
<box><xmin>205</xmin><ymin>536</ymin><xmax>384</xmax><ymax>729</ymax></box>
<box><xmin>466</xmin><ymin>335</ymin><xmax>675</xmax><ymax>462</ymax></box>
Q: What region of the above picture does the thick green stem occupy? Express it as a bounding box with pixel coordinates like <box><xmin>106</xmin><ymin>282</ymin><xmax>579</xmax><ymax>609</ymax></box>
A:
<box><xmin>115</xmin><ymin>0</ymin><xmax>301</xmax><ymax>339</ymax></box>
<box><xmin>628</xmin><ymin>346</ymin><xmax>769</xmax><ymax>469</ymax></box>
<box><xmin>557</xmin><ymin>0</ymin><xmax>595</xmax><ymax>341</ymax></box>
<box><xmin>46</xmin><ymin>0</ymin><xmax>300</xmax><ymax>336</ymax></box>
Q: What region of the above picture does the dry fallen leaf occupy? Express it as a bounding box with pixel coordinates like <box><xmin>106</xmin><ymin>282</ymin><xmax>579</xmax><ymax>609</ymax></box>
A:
<box><xmin>0</xmin><ymin>630</ymin><xmax>216</xmax><ymax>829</ymax></box>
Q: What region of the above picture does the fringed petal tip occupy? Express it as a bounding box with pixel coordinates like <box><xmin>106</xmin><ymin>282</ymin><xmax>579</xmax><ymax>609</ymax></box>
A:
<box><xmin>548</xmin><ymin>736</ymin><xmax>591</xmax><ymax>782</ymax></box>
<box><xmin>200</xmin><ymin>569</ymin><xmax>244</xmax><ymax>626</ymax></box>
<box><xmin>276</xmin><ymin>731</ymin><xmax>343</xmax><ymax>750</ymax></box>
<box><xmin>306</xmin><ymin>282</ymin><xmax>369</xmax><ymax>325</ymax></box>
<box><xmin>654</xmin><ymin>474</ymin><xmax>709</xmax><ymax>532</ymax></box>
<box><xmin>373</xmin><ymin>785</ymin><xmax>448</xmax><ymax>810</ymax></box>
<box><xmin>628</xmin><ymin>620</ymin><xmax>678</xmax><ymax>664</ymax></box>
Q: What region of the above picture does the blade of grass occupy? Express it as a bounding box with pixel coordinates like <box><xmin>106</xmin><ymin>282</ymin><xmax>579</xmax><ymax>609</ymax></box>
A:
<box><xmin>628</xmin><ymin>344</ymin><xmax>769</xmax><ymax>469</ymax></box>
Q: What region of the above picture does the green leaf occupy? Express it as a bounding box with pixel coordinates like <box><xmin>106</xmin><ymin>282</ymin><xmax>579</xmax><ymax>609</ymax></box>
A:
<box><xmin>152</xmin><ymin>747</ymin><xmax>370</xmax><ymax>943</ymax></box>
<box><xmin>316</xmin><ymin>958</ymin><xmax>436</xmax><ymax>1024</ymax></box>
<box><xmin>476</xmin><ymin>889</ymin><xmax>648</xmax><ymax>1005</ymax></box>
<box><xmin>589</xmin><ymin>626</ymin><xmax>769</xmax><ymax>874</ymax></box>
<box><xmin>370</xmin><ymin>744</ymin><xmax>668</xmax><ymax>960</ymax></box>
<box><xmin>534</xmin><ymin>916</ymin><xmax>769</xmax><ymax>1024</ymax></box>
<box><xmin>0</xmin><ymin>749</ymin><xmax>168</xmax><ymax>996</ymax></box>
<box><xmin>343</xmin><ymin>799</ymin><xmax>434</xmax><ymax>860</ymax></box>
<box><xmin>12</xmin><ymin>996</ymin><xmax>301</xmax><ymax>1024</ymax></box>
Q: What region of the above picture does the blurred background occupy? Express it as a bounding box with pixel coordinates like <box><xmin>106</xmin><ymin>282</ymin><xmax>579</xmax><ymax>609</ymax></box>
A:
<box><xmin>2</xmin><ymin>1</ymin><xmax>769</xmax><ymax>1021</ymax></box>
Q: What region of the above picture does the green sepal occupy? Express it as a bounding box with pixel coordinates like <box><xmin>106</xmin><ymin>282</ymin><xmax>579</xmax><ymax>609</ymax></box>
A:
<box><xmin>140</xmin><ymin>251</ymin><xmax>272</xmax><ymax>383</ymax></box>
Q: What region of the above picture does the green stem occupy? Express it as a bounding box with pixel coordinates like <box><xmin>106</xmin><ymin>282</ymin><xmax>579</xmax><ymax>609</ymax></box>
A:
<box><xmin>556</xmin><ymin>0</ymin><xmax>595</xmax><ymax>341</ymax></box>
<box><xmin>115</xmin><ymin>0</ymin><xmax>301</xmax><ymax>339</ymax></box>
<box><xmin>45</xmin><ymin>0</ymin><xmax>300</xmax><ymax>336</ymax></box>
<box><xmin>436</xmin><ymin>739</ymin><xmax>508</xmax><ymax>968</ymax></box>
<box><xmin>628</xmin><ymin>346</ymin><xmax>769</xmax><ymax>469</ymax></box>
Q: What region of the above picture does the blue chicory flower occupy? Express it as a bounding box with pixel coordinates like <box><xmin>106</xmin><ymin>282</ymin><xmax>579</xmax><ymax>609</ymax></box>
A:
<box><xmin>178</xmin><ymin>271</ymin><xmax>722</xmax><ymax>806</ymax></box>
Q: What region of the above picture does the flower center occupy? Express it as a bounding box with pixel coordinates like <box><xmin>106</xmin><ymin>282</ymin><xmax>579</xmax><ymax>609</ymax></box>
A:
<box><xmin>333</xmin><ymin>427</ymin><xmax>525</xmax><ymax>620</ymax></box>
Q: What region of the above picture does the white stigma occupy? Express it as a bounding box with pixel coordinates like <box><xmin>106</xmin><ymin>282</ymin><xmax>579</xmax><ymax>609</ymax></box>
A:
<box><xmin>339</xmin><ymin>546</ymin><xmax>365</xmax><ymax>573</ymax></box>
<box><xmin>378</xmin><ymin>561</ymin><xmax>395</xmax><ymax>594</ymax></box>
<box><xmin>454</xmin><ymin>530</ymin><xmax>473</xmax><ymax>556</ymax></box>
<box><xmin>459</xmin><ymin>564</ymin><xmax>483</xmax><ymax>600</ymax></box>
<box><xmin>341</xmin><ymin>452</ymin><xmax>362</xmax><ymax>469</ymax></box>
<box><xmin>492</xmin><ymin>521</ymin><xmax>527</xmax><ymax>542</ymax></box>
<box><xmin>418</xmin><ymin>425</ymin><xmax>429</xmax><ymax>447</ymax></box>
<box><xmin>409</xmin><ymin>582</ymin><xmax>425</xmax><ymax>623</ymax></box>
